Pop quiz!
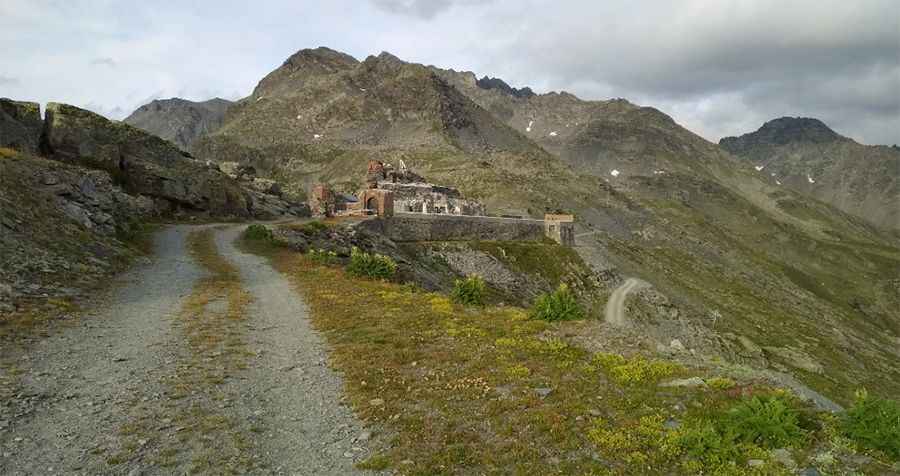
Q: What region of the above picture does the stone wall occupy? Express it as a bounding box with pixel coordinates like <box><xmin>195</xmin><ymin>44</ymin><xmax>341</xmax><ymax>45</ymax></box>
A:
<box><xmin>358</xmin><ymin>213</ymin><xmax>545</xmax><ymax>242</ymax></box>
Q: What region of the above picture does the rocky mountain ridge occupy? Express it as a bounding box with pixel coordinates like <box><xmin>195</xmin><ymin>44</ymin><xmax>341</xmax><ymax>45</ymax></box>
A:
<box><xmin>125</xmin><ymin>47</ymin><xmax>900</xmax><ymax>404</ymax></box>
<box><xmin>721</xmin><ymin>117</ymin><xmax>899</xmax><ymax>230</ymax></box>
<box><xmin>123</xmin><ymin>97</ymin><xmax>232</xmax><ymax>151</ymax></box>
<box><xmin>0</xmin><ymin>98</ymin><xmax>309</xmax><ymax>310</ymax></box>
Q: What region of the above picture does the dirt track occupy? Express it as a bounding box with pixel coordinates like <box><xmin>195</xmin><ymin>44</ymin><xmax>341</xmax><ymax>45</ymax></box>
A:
<box><xmin>604</xmin><ymin>278</ymin><xmax>647</xmax><ymax>326</ymax></box>
<box><xmin>0</xmin><ymin>225</ymin><xmax>370</xmax><ymax>475</ymax></box>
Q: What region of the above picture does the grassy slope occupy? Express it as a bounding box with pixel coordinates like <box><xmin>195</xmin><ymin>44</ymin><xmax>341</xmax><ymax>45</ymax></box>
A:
<box><xmin>241</xmin><ymin>236</ymin><xmax>896</xmax><ymax>475</ymax></box>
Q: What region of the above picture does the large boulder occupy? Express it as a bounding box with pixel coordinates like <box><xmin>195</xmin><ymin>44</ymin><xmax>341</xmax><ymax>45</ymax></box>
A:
<box><xmin>0</xmin><ymin>98</ymin><xmax>43</xmax><ymax>154</ymax></box>
<box><xmin>42</xmin><ymin>103</ymin><xmax>252</xmax><ymax>217</ymax></box>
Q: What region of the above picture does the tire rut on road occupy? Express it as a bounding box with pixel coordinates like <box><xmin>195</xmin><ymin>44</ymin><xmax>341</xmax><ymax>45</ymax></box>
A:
<box><xmin>0</xmin><ymin>224</ymin><xmax>372</xmax><ymax>475</ymax></box>
<box><xmin>215</xmin><ymin>226</ymin><xmax>369</xmax><ymax>475</ymax></box>
<box><xmin>0</xmin><ymin>225</ymin><xmax>203</xmax><ymax>475</ymax></box>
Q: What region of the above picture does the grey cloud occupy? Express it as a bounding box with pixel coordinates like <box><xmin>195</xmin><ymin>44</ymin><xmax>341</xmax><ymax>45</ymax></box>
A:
<box><xmin>462</xmin><ymin>0</ymin><xmax>899</xmax><ymax>145</ymax></box>
<box><xmin>370</xmin><ymin>0</ymin><xmax>487</xmax><ymax>19</ymax></box>
<box><xmin>0</xmin><ymin>75</ymin><xmax>20</xmax><ymax>86</ymax></box>
<box><xmin>90</xmin><ymin>57</ymin><xmax>117</xmax><ymax>67</ymax></box>
<box><xmin>2</xmin><ymin>0</ymin><xmax>896</xmax><ymax>145</ymax></box>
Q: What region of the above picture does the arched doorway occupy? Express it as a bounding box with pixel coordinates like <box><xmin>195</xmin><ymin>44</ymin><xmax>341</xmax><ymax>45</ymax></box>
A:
<box><xmin>366</xmin><ymin>197</ymin><xmax>378</xmax><ymax>215</ymax></box>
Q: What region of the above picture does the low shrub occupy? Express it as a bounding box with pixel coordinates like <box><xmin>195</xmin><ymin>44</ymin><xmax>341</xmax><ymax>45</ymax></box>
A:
<box><xmin>706</xmin><ymin>377</ymin><xmax>737</xmax><ymax>390</ymax></box>
<box><xmin>451</xmin><ymin>275</ymin><xmax>486</xmax><ymax>306</ymax></box>
<box><xmin>722</xmin><ymin>395</ymin><xmax>806</xmax><ymax>448</ymax></box>
<box><xmin>592</xmin><ymin>352</ymin><xmax>681</xmax><ymax>385</ymax></box>
<box><xmin>307</xmin><ymin>248</ymin><xmax>338</xmax><ymax>265</ymax></box>
<box><xmin>300</xmin><ymin>220</ymin><xmax>329</xmax><ymax>233</ymax></box>
<box><xmin>531</xmin><ymin>283</ymin><xmax>584</xmax><ymax>321</ymax></box>
<box><xmin>842</xmin><ymin>389</ymin><xmax>900</xmax><ymax>460</ymax></box>
<box><xmin>243</xmin><ymin>224</ymin><xmax>273</xmax><ymax>241</ymax></box>
<box><xmin>674</xmin><ymin>421</ymin><xmax>758</xmax><ymax>471</ymax></box>
<box><xmin>346</xmin><ymin>247</ymin><xmax>397</xmax><ymax>280</ymax></box>
<box><xmin>587</xmin><ymin>415</ymin><xmax>680</xmax><ymax>467</ymax></box>
<box><xmin>0</xmin><ymin>147</ymin><xmax>18</xmax><ymax>159</ymax></box>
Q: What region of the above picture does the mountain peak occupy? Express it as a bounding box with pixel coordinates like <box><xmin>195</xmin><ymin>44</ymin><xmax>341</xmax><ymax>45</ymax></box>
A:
<box><xmin>475</xmin><ymin>76</ymin><xmax>535</xmax><ymax>99</ymax></box>
<box><xmin>281</xmin><ymin>46</ymin><xmax>358</xmax><ymax>68</ymax></box>
<box><xmin>720</xmin><ymin>116</ymin><xmax>844</xmax><ymax>153</ymax></box>
<box><xmin>758</xmin><ymin>117</ymin><xmax>842</xmax><ymax>143</ymax></box>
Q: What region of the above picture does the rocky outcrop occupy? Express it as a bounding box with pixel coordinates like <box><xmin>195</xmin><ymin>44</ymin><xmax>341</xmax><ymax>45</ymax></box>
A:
<box><xmin>42</xmin><ymin>102</ymin><xmax>253</xmax><ymax>217</ymax></box>
<box><xmin>475</xmin><ymin>76</ymin><xmax>535</xmax><ymax>99</ymax></box>
<box><xmin>0</xmin><ymin>98</ymin><xmax>43</xmax><ymax>154</ymax></box>
<box><xmin>720</xmin><ymin>117</ymin><xmax>844</xmax><ymax>153</ymax></box>
<box><xmin>720</xmin><ymin>117</ymin><xmax>899</xmax><ymax>230</ymax></box>
<box><xmin>1</xmin><ymin>151</ymin><xmax>154</xmax><ymax>304</ymax></box>
<box><xmin>123</xmin><ymin>97</ymin><xmax>232</xmax><ymax>151</ymax></box>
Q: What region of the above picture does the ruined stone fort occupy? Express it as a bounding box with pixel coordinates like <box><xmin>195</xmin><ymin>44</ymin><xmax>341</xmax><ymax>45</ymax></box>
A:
<box><xmin>311</xmin><ymin>160</ymin><xmax>575</xmax><ymax>246</ymax></box>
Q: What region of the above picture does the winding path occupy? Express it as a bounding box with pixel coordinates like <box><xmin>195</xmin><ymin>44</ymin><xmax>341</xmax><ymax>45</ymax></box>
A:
<box><xmin>604</xmin><ymin>278</ymin><xmax>647</xmax><ymax>326</ymax></box>
<box><xmin>0</xmin><ymin>225</ymin><xmax>369</xmax><ymax>475</ymax></box>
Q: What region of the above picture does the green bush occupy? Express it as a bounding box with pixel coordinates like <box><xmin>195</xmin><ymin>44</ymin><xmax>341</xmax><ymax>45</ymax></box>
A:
<box><xmin>592</xmin><ymin>352</ymin><xmax>681</xmax><ymax>385</ymax></box>
<box><xmin>721</xmin><ymin>395</ymin><xmax>806</xmax><ymax>448</ymax></box>
<box><xmin>243</xmin><ymin>224</ymin><xmax>273</xmax><ymax>241</ymax></box>
<box><xmin>307</xmin><ymin>248</ymin><xmax>338</xmax><ymax>265</ymax></box>
<box><xmin>451</xmin><ymin>275</ymin><xmax>486</xmax><ymax>306</ymax></box>
<box><xmin>300</xmin><ymin>220</ymin><xmax>329</xmax><ymax>233</ymax></box>
<box><xmin>842</xmin><ymin>389</ymin><xmax>900</xmax><ymax>460</ymax></box>
<box><xmin>346</xmin><ymin>247</ymin><xmax>397</xmax><ymax>280</ymax></box>
<box><xmin>671</xmin><ymin>395</ymin><xmax>806</xmax><ymax>472</ymax></box>
<box><xmin>531</xmin><ymin>283</ymin><xmax>584</xmax><ymax>321</ymax></box>
<box><xmin>675</xmin><ymin>421</ymin><xmax>746</xmax><ymax>469</ymax></box>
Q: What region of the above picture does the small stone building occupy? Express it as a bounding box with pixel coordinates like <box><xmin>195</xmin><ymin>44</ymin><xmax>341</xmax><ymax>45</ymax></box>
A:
<box><xmin>544</xmin><ymin>214</ymin><xmax>575</xmax><ymax>246</ymax></box>
<box><xmin>358</xmin><ymin>188</ymin><xmax>394</xmax><ymax>217</ymax></box>
<box><xmin>363</xmin><ymin>159</ymin><xmax>485</xmax><ymax>216</ymax></box>
<box><xmin>309</xmin><ymin>184</ymin><xmax>335</xmax><ymax>217</ymax></box>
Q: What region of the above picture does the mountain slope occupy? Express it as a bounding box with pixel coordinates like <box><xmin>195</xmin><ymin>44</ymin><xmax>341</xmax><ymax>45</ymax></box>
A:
<box><xmin>192</xmin><ymin>48</ymin><xmax>900</xmax><ymax>404</ymax></box>
<box><xmin>720</xmin><ymin>117</ymin><xmax>900</xmax><ymax>230</ymax></box>
<box><xmin>194</xmin><ymin>48</ymin><xmax>598</xmax><ymax>214</ymax></box>
<box><xmin>124</xmin><ymin>97</ymin><xmax>232</xmax><ymax>151</ymax></box>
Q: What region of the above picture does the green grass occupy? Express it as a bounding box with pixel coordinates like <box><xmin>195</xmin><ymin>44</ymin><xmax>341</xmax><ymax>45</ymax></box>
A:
<box><xmin>240</xmin><ymin>238</ymin><xmax>900</xmax><ymax>474</ymax></box>
<box><xmin>842</xmin><ymin>390</ymin><xmax>900</xmax><ymax>460</ymax></box>
<box><xmin>243</xmin><ymin>224</ymin><xmax>274</xmax><ymax>241</ymax></box>
<box><xmin>531</xmin><ymin>284</ymin><xmax>584</xmax><ymax>322</ymax></box>
<box><xmin>346</xmin><ymin>247</ymin><xmax>397</xmax><ymax>280</ymax></box>
<box><xmin>450</xmin><ymin>275</ymin><xmax>486</xmax><ymax>306</ymax></box>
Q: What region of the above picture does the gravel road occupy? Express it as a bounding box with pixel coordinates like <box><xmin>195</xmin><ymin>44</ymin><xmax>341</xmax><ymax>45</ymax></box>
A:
<box><xmin>0</xmin><ymin>225</ymin><xmax>370</xmax><ymax>475</ymax></box>
<box><xmin>604</xmin><ymin>278</ymin><xmax>648</xmax><ymax>326</ymax></box>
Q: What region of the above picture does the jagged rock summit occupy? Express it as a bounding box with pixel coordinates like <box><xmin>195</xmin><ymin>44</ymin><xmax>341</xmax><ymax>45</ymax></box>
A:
<box><xmin>721</xmin><ymin>117</ymin><xmax>899</xmax><ymax>230</ymax></box>
<box><xmin>123</xmin><ymin>97</ymin><xmax>232</xmax><ymax>151</ymax></box>
<box><xmin>719</xmin><ymin>116</ymin><xmax>845</xmax><ymax>153</ymax></box>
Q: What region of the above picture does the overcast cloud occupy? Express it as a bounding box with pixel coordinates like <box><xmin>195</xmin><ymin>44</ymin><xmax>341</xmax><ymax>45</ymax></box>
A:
<box><xmin>1</xmin><ymin>0</ymin><xmax>896</xmax><ymax>144</ymax></box>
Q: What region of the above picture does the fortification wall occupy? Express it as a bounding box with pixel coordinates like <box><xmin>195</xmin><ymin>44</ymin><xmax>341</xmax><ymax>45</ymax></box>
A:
<box><xmin>358</xmin><ymin>213</ymin><xmax>545</xmax><ymax>242</ymax></box>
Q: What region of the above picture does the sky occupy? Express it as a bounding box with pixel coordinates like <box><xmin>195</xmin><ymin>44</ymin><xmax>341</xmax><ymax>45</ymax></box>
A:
<box><xmin>1</xmin><ymin>0</ymin><xmax>897</xmax><ymax>145</ymax></box>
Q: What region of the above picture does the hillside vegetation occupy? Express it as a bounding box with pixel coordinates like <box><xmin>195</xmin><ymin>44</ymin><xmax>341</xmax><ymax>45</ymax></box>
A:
<box><xmin>186</xmin><ymin>48</ymin><xmax>900</xmax><ymax>408</ymax></box>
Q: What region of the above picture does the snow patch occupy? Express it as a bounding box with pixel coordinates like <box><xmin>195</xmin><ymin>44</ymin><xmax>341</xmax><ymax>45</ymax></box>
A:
<box><xmin>549</xmin><ymin>131</ymin><xmax>558</xmax><ymax>137</ymax></box>
<box><xmin>360</xmin><ymin>88</ymin><xmax>367</xmax><ymax>92</ymax></box>
<box><xmin>296</xmin><ymin>115</ymin><xmax>302</xmax><ymax>120</ymax></box>
<box><xmin>313</xmin><ymin>134</ymin><xmax>322</xmax><ymax>140</ymax></box>
<box><xmin>754</xmin><ymin>165</ymin><xmax>765</xmax><ymax>171</ymax></box>
<box><xmin>526</xmin><ymin>120</ymin><xmax>534</xmax><ymax>132</ymax></box>
<box><xmin>610</xmin><ymin>169</ymin><xmax>620</xmax><ymax>177</ymax></box>
<box><xmin>653</xmin><ymin>170</ymin><xmax>665</xmax><ymax>175</ymax></box>
<box><xmin>776</xmin><ymin>180</ymin><xmax>782</xmax><ymax>185</ymax></box>
<box><xmin>256</xmin><ymin>96</ymin><xmax>265</xmax><ymax>102</ymax></box>
<box><xmin>807</xmin><ymin>174</ymin><xmax>816</xmax><ymax>184</ymax></box>
<box><xmin>771</xmin><ymin>172</ymin><xmax>776</xmax><ymax>177</ymax></box>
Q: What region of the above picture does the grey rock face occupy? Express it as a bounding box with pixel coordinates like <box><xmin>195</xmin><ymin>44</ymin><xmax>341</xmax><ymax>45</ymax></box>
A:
<box><xmin>123</xmin><ymin>97</ymin><xmax>232</xmax><ymax>151</ymax></box>
<box><xmin>720</xmin><ymin>117</ymin><xmax>842</xmax><ymax>153</ymax></box>
<box><xmin>0</xmin><ymin>98</ymin><xmax>43</xmax><ymax>154</ymax></box>
<box><xmin>42</xmin><ymin>102</ymin><xmax>252</xmax><ymax>217</ymax></box>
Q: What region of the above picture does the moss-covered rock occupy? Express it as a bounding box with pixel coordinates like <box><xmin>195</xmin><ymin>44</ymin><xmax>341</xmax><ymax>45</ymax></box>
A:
<box><xmin>43</xmin><ymin>102</ymin><xmax>252</xmax><ymax>217</ymax></box>
<box><xmin>0</xmin><ymin>98</ymin><xmax>43</xmax><ymax>154</ymax></box>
